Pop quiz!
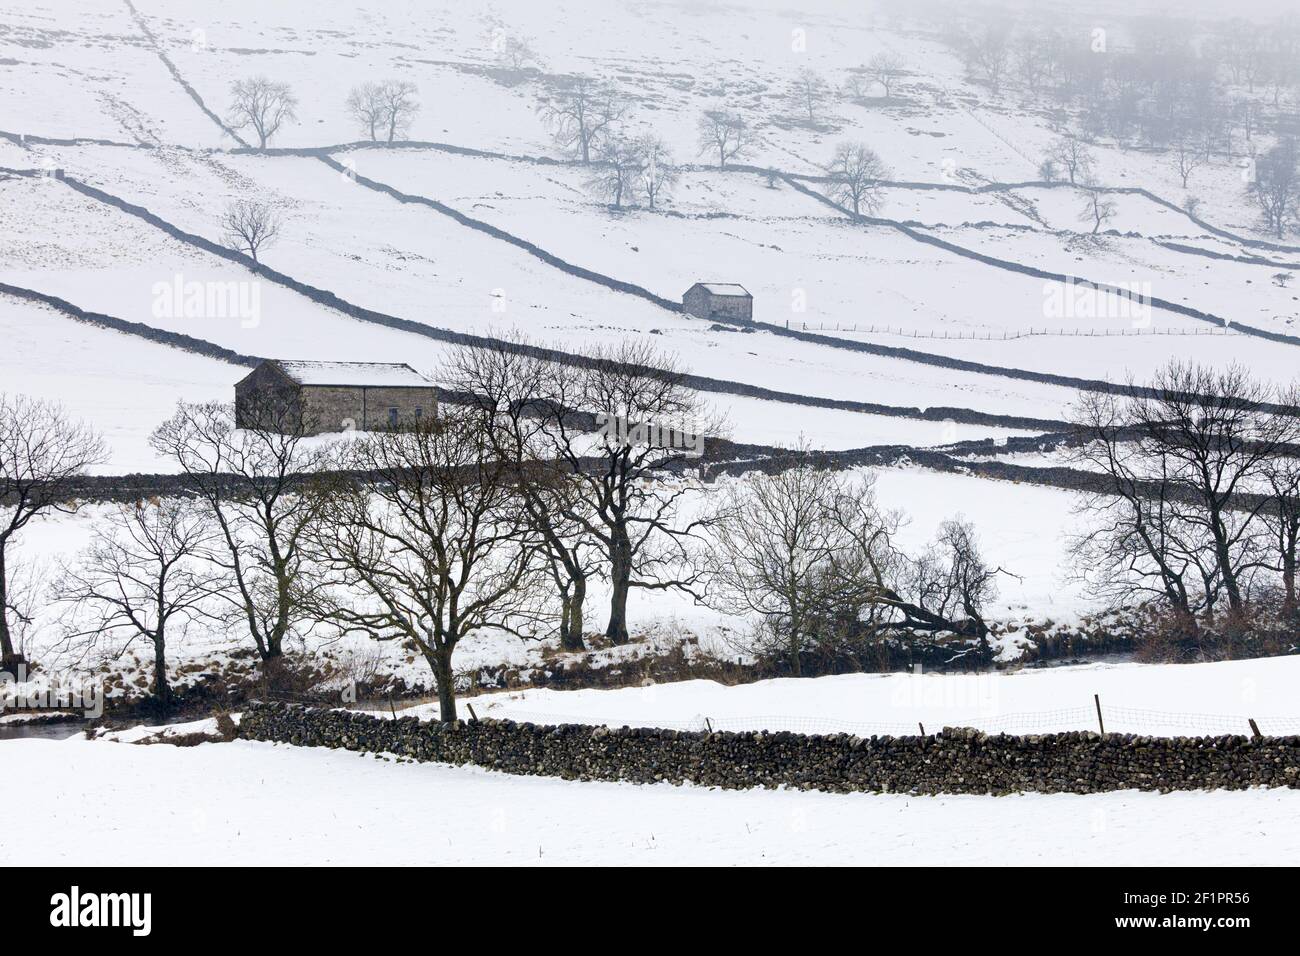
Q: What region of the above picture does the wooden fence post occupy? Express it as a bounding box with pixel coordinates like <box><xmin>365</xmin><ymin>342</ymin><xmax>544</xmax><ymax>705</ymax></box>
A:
<box><xmin>1094</xmin><ymin>694</ymin><xmax>1105</xmax><ymax>734</ymax></box>
<box><xmin>1248</xmin><ymin>718</ymin><xmax>1262</xmax><ymax>739</ymax></box>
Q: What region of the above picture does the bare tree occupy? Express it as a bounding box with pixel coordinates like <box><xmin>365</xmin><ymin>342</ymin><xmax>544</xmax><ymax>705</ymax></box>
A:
<box><xmin>1069</xmin><ymin>388</ymin><xmax>1215</xmax><ymax>623</ymax></box>
<box><xmin>710</xmin><ymin>461</ymin><xmax>1004</xmax><ymax>673</ymax></box>
<box><xmin>1047</xmin><ymin>134</ymin><xmax>1094</xmax><ymax>185</ymax></box>
<box><xmin>866</xmin><ymin>52</ymin><xmax>906</xmax><ymax>98</ymax></box>
<box><xmin>377</xmin><ymin>79</ymin><xmax>419</xmax><ymax>142</ymax></box>
<box><xmin>310</xmin><ymin>411</ymin><xmax>548</xmax><ymax>721</ymax></box>
<box><xmin>1</xmin><ymin>556</ymin><xmax>47</xmax><ymax>669</ymax></box>
<box><xmin>222</xmin><ymin>200</ymin><xmax>280</xmax><ymax>267</ymax></box>
<box><xmin>346</xmin><ymin>82</ymin><xmax>386</xmax><ymax>141</ymax></box>
<box><xmin>496</xmin><ymin>35</ymin><xmax>540</xmax><ymax>71</ymax></box>
<box><xmin>227</xmin><ymin>76</ymin><xmax>297</xmax><ymax>149</ymax></box>
<box><xmin>697</xmin><ymin>109</ymin><xmax>750</xmax><ymax>169</ymax></box>
<box><xmin>708</xmin><ymin>455</ymin><xmax>856</xmax><ymax>676</ymax></box>
<box><xmin>790</xmin><ymin>68</ymin><xmax>830</xmax><ymax>125</ymax></box>
<box><xmin>538</xmin><ymin>76</ymin><xmax>623</xmax><ymax>163</ymax></box>
<box><xmin>1070</xmin><ymin>363</ymin><xmax>1300</xmax><ymax>621</ymax></box>
<box><xmin>824</xmin><ymin>141</ymin><xmax>890</xmax><ymax>216</ymax></box>
<box><xmin>53</xmin><ymin>499</ymin><xmax>223</xmax><ymax>708</ymax></box>
<box><xmin>150</xmin><ymin>397</ymin><xmax>328</xmax><ymax>663</ymax></box>
<box><xmin>1014</xmin><ymin>35</ymin><xmax>1052</xmax><ymax>92</ymax></box>
<box><xmin>1249</xmin><ymin>139</ymin><xmax>1300</xmax><ymax>239</ymax></box>
<box><xmin>0</xmin><ymin>394</ymin><xmax>106</xmax><ymax>666</ymax></box>
<box><xmin>1079</xmin><ymin>181</ymin><xmax>1117</xmax><ymax>234</ymax></box>
<box><xmin>449</xmin><ymin>340</ymin><xmax>603</xmax><ymax>651</ymax></box>
<box><xmin>1262</xmin><ymin>441</ymin><xmax>1300</xmax><ymax>618</ymax></box>
<box><xmin>829</xmin><ymin>487</ymin><xmax>1004</xmax><ymax>658</ymax></box>
<box><xmin>843</xmin><ymin>73</ymin><xmax>869</xmax><ymax>103</ymax></box>
<box><xmin>914</xmin><ymin>518</ymin><xmax>1002</xmax><ymax>659</ymax></box>
<box><xmin>636</xmin><ymin>135</ymin><xmax>678</xmax><ymax>210</ymax></box>
<box><xmin>532</xmin><ymin>341</ymin><xmax>723</xmax><ymax>644</ymax></box>
<box><xmin>585</xmin><ymin>135</ymin><xmax>643</xmax><ymax>209</ymax></box>
<box><xmin>963</xmin><ymin>23</ymin><xmax>1012</xmax><ymax>93</ymax></box>
<box><xmin>1171</xmin><ymin>132</ymin><xmax>1203</xmax><ymax>189</ymax></box>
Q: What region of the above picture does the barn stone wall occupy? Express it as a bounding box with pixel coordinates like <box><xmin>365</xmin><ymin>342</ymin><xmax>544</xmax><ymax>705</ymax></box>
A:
<box><xmin>238</xmin><ymin>702</ymin><xmax>1300</xmax><ymax>795</ymax></box>
<box><xmin>298</xmin><ymin>386</ymin><xmax>437</xmax><ymax>435</ymax></box>
<box><xmin>683</xmin><ymin>286</ymin><xmax>753</xmax><ymax>323</ymax></box>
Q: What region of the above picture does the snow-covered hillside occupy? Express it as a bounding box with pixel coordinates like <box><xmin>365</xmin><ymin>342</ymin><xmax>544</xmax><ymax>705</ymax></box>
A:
<box><xmin>4</xmin><ymin>734</ymin><xmax>1297</xmax><ymax>865</ymax></box>
<box><xmin>3</xmin><ymin>0</ymin><xmax>1299</xmax><ymax>704</ymax></box>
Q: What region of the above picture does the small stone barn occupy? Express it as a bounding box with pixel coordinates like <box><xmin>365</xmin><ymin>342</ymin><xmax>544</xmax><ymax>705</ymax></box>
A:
<box><xmin>682</xmin><ymin>282</ymin><xmax>753</xmax><ymax>323</ymax></box>
<box><xmin>235</xmin><ymin>360</ymin><xmax>437</xmax><ymax>436</ymax></box>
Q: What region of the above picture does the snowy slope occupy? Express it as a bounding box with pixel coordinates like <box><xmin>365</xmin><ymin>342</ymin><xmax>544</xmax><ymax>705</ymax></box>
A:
<box><xmin>2</xmin><ymin>735</ymin><xmax>1297</xmax><ymax>865</ymax></box>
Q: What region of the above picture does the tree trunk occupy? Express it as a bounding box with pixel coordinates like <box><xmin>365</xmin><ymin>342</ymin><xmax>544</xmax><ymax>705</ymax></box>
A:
<box><xmin>606</xmin><ymin>579</ymin><xmax>629</xmax><ymax>645</ymax></box>
<box><xmin>606</xmin><ymin>539</ymin><xmax>631</xmax><ymax>645</ymax></box>
<box><xmin>1216</xmin><ymin>542</ymin><xmax>1243</xmax><ymax>611</ymax></box>
<box><xmin>1283</xmin><ymin>535</ymin><xmax>1297</xmax><ymax>618</ymax></box>
<box><xmin>432</xmin><ymin>648</ymin><xmax>457</xmax><ymax>722</ymax></box>
<box><xmin>561</xmin><ymin>575</ymin><xmax>587</xmax><ymax>651</ymax></box>
<box><xmin>0</xmin><ymin>546</ymin><xmax>17</xmax><ymax>666</ymax></box>
<box><xmin>152</xmin><ymin>634</ymin><xmax>170</xmax><ymax>706</ymax></box>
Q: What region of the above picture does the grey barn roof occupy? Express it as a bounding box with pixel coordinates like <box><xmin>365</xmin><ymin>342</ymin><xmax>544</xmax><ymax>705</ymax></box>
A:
<box><xmin>688</xmin><ymin>282</ymin><xmax>751</xmax><ymax>298</ymax></box>
<box><xmin>262</xmin><ymin>360</ymin><xmax>433</xmax><ymax>388</ymax></box>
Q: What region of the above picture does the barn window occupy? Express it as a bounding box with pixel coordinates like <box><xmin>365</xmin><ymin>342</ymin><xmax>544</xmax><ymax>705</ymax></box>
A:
<box><xmin>415</xmin><ymin>407</ymin><xmax>423</xmax><ymax>419</ymax></box>
<box><xmin>388</xmin><ymin>407</ymin><xmax>399</xmax><ymax>426</ymax></box>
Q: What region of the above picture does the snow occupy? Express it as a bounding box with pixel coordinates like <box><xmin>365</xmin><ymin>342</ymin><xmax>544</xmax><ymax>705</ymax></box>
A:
<box><xmin>270</xmin><ymin>359</ymin><xmax>434</xmax><ymax>388</ymax></box>
<box><xmin>2</xmin><ymin>735</ymin><xmax>1296</xmax><ymax>865</ymax></box>
<box><xmin>696</xmin><ymin>283</ymin><xmax>751</xmax><ymax>297</ymax></box>
<box><xmin>429</xmin><ymin>655</ymin><xmax>1300</xmax><ymax>738</ymax></box>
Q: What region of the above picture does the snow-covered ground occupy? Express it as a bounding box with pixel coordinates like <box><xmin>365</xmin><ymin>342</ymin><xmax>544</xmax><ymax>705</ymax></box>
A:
<box><xmin>2</xmin><ymin>735</ymin><xmax>1296</xmax><ymax>865</ymax></box>
<box><xmin>6</xmin><ymin>1</ymin><xmax>1300</xmax><ymax>871</ymax></box>
<box><xmin>430</xmin><ymin>656</ymin><xmax>1300</xmax><ymax>738</ymax></box>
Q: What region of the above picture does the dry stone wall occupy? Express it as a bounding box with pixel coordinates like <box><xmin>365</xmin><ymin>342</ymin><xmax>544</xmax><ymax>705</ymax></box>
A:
<box><xmin>238</xmin><ymin>702</ymin><xmax>1300</xmax><ymax>796</ymax></box>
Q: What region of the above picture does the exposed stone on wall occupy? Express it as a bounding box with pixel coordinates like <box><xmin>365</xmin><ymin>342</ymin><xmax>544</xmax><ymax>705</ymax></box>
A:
<box><xmin>238</xmin><ymin>702</ymin><xmax>1300</xmax><ymax>796</ymax></box>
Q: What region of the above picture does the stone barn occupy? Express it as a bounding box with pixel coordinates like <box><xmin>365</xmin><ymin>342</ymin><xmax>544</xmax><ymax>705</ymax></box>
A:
<box><xmin>682</xmin><ymin>282</ymin><xmax>753</xmax><ymax>323</ymax></box>
<box><xmin>235</xmin><ymin>360</ymin><xmax>437</xmax><ymax>436</ymax></box>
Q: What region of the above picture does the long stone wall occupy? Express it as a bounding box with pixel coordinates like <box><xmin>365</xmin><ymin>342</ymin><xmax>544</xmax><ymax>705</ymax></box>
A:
<box><xmin>238</xmin><ymin>702</ymin><xmax>1300</xmax><ymax>796</ymax></box>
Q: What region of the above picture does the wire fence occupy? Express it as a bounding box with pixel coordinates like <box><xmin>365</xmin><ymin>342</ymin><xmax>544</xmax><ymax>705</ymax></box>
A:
<box><xmin>790</xmin><ymin>323</ymin><xmax>1240</xmax><ymax>341</ymax></box>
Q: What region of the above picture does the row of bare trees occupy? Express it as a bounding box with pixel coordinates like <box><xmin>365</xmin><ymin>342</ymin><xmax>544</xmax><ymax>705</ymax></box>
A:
<box><xmin>0</xmin><ymin>340</ymin><xmax>717</xmax><ymax>717</ymax></box>
<box><xmin>710</xmin><ymin>459</ymin><xmax>1004</xmax><ymax>676</ymax></box>
<box><xmin>1069</xmin><ymin>362</ymin><xmax>1300</xmax><ymax>656</ymax></box>
<box><xmin>1</xmin><ymin>335</ymin><xmax>1009</xmax><ymax>716</ymax></box>
<box><xmin>226</xmin><ymin>75</ymin><xmax>421</xmax><ymax>148</ymax></box>
<box><xmin>345</xmin><ymin>80</ymin><xmax>420</xmax><ymax>143</ymax></box>
<box><xmin>947</xmin><ymin>14</ymin><xmax>1300</xmax><ymax>137</ymax></box>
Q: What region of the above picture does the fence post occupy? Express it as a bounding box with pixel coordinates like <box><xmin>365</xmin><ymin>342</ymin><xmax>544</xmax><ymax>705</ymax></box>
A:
<box><xmin>918</xmin><ymin>721</ymin><xmax>926</xmax><ymax>736</ymax></box>
<box><xmin>705</xmin><ymin>717</ymin><xmax>714</xmax><ymax>733</ymax></box>
<box><xmin>466</xmin><ymin>703</ymin><xmax>479</xmax><ymax>723</ymax></box>
<box><xmin>1248</xmin><ymin>718</ymin><xmax>1262</xmax><ymax>739</ymax></box>
<box><xmin>1094</xmin><ymin>694</ymin><xmax>1105</xmax><ymax>734</ymax></box>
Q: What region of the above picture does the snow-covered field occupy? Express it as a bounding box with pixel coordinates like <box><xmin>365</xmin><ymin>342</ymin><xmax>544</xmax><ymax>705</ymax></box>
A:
<box><xmin>4</xmin><ymin>735</ymin><xmax>1297</xmax><ymax>865</ymax></box>
<box><xmin>6</xmin><ymin>653</ymin><xmax>1300</xmax><ymax>865</ymax></box>
<box><xmin>6</xmin><ymin>0</ymin><xmax>1300</xmax><ymax>869</ymax></box>
<box><xmin>5</xmin><ymin>0</ymin><xmax>1300</xmax><ymax>674</ymax></box>
<box><xmin>415</xmin><ymin>656</ymin><xmax>1300</xmax><ymax>737</ymax></box>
